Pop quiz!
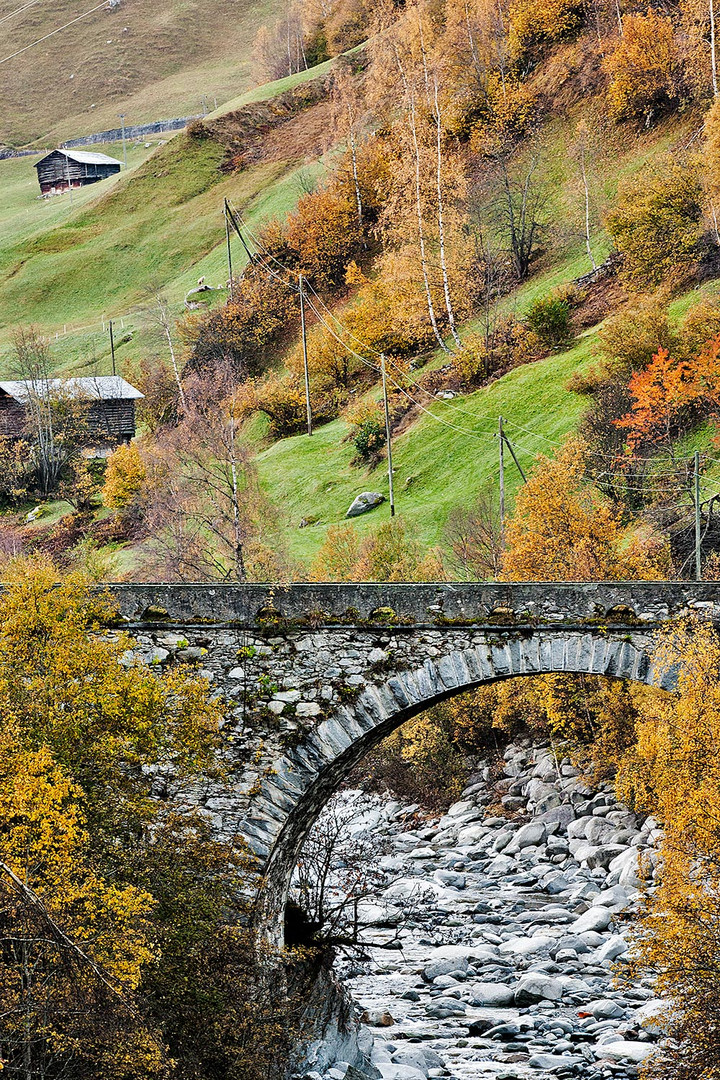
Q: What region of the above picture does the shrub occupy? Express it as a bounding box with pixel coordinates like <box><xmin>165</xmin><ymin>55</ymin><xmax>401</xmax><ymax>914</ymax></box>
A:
<box><xmin>677</xmin><ymin>297</ymin><xmax>720</xmax><ymax>360</ymax></box>
<box><xmin>345</xmin><ymin>399</ymin><xmax>386</xmax><ymax>463</ymax></box>
<box><xmin>525</xmin><ymin>294</ymin><xmax>572</xmax><ymax>346</ymax></box>
<box><xmin>452</xmin><ymin>318</ymin><xmax>539</xmax><ymax>384</ymax></box>
<box><xmin>252</xmin><ymin>373</ymin><xmax>308</xmax><ymax>438</ymax></box>
<box><xmin>508</xmin><ymin>0</ymin><xmax>585</xmax><ymax>58</ymax></box>
<box><xmin>598</xmin><ymin>299</ymin><xmax>675</xmax><ymax>372</ymax></box>
<box><xmin>603</xmin><ymin>9</ymin><xmax>680</xmax><ymax>123</ymax></box>
<box><xmin>606</xmin><ymin>162</ymin><xmax>703</xmax><ymax>288</ymax></box>
<box><xmin>102</xmin><ymin>443</ymin><xmax>147</xmax><ymax>512</ymax></box>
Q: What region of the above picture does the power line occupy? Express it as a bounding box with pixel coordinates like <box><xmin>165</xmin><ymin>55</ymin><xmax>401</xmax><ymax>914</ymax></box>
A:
<box><xmin>227</xmin><ymin>199</ymin><xmax>720</xmax><ymax>491</ymax></box>
<box><xmin>0</xmin><ymin>0</ymin><xmax>111</xmax><ymax>66</ymax></box>
<box><xmin>0</xmin><ymin>0</ymin><xmax>43</xmax><ymax>26</ymax></box>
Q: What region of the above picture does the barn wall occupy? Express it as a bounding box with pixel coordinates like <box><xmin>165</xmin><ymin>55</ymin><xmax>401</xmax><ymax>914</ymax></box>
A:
<box><xmin>0</xmin><ymin>400</ymin><xmax>27</xmax><ymax>438</ymax></box>
<box><xmin>0</xmin><ymin>399</ymin><xmax>136</xmax><ymax>443</ymax></box>
<box><xmin>86</xmin><ymin>400</ymin><xmax>136</xmax><ymax>440</ymax></box>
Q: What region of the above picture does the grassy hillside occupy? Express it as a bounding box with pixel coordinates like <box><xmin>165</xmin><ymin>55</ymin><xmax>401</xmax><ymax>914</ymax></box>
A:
<box><xmin>256</xmin><ymin>337</ymin><xmax>596</xmax><ymax>565</ymax></box>
<box><xmin>0</xmin><ymin>67</ymin><xmax>334</xmax><ymax>375</ymax></box>
<box><xmin>0</xmin><ymin>0</ymin><xmax>285</xmax><ymax>147</ymax></box>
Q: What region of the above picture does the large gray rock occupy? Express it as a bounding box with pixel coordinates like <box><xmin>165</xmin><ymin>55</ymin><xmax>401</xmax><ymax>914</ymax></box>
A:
<box><xmin>593</xmin><ymin>1041</ymin><xmax>656</xmax><ymax>1064</ymax></box>
<box><xmin>586</xmin><ymin>844</ymin><xmax>629</xmax><ymax>869</ymax></box>
<box><xmin>584</xmin><ymin>998</ymin><xmax>627</xmax><ymax>1019</ymax></box>
<box><xmin>470</xmin><ymin>982</ymin><xmax>515</xmax><ymax>1007</ymax></box>
<box><xmin>528</xmin><ymin>1053</ymin><xmax>582</xmax><ymax>1072</ymax></box>
<box><xmin>346</xmin><ymin>492</ymin><xmax>385</xmax><ymax>518</ymax></box>
<box><xmin>572</xmin><ymin>906</ymin><xmax>613</xmax><ymax>934</ymax></box>
<box><xmin>422</xmin><ymin>955</ymin><xmax>469</xmax><ymax>981</ymax></box>
<box><xmin>568</xmin><ymin>815</ymin><xmax>595</xmax><ymax>840</ymax></box>
<box><xmin>389</xmin><ymin>1048</ymin><xmax>431</xmax><ymax>1076</ymax></box>
<box><xmin>505</xmin><ymin>821</ymin><xmax>547</xmax><ymax>853</ymax></box>
<box><xmin>596</xmin><ymin>934</ymin><xmax>629</xmax><ymax>963</ymax></box>
<box><xmin>586</xmin><ymin>817</ymin><xmax>619</xmax><ymax>844</ymax></box>
<box><xmin>514</xmin><ymin>973</ymin><xmax>564</xmax><ymax>1004</ymax></box>
<box><xmin>425</xmin><ymin>998</ymin><xmax>467</xmax><ymax>1019</ymax></box>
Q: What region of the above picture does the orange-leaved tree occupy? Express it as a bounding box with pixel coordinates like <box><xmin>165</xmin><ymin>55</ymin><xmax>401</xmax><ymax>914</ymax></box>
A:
<box><xmin>614</xmin><ymin>346</ymin><xmax>695</xmax><ymax>455</ymax></box>
<box><xmin>500</xmin><ymin>437</ymin><xmax>669</xmax><ymax>580</ymax></box>
<box><xmin>603</xmin><ymin>9</ymin><xmax>679</xmax><ymax>123</ymax></box>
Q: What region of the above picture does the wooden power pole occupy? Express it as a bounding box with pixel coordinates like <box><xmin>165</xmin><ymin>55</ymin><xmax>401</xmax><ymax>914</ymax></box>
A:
<box><xmin>224</xmin><ymin>199</ymin><xmax>234</xmax><ymax>301</ymax></box>
<box><xmin>299</xmin><ymin>274</ymin><xmax>312</xmax><ymax>436</ymax></box>
<box><xmin>499</xmin><ymin>414</ymin><xmax>505</xmax><ymax>542</ymax></box>
<box><xmin>381</xmin><ymin>354</ymin><xmax>395</xmax><ymax>517</ymax></box>
<box><xmin>109</xmin><ymin>320</ymin><xmax>116</xmax><ymax>376</ymax></box>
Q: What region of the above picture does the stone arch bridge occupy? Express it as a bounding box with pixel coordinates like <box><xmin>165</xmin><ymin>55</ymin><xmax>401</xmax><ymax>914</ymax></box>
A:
<box><xmin>105</xmin><ymin>581</ymin><xmax>718</xmax><ymax>941</ymax></box>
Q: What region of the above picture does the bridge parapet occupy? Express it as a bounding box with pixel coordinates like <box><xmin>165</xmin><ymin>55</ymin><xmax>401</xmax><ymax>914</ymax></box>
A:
<box><xmin>105</xmin><ymin>581</ymin><xmax>720</xmax><ymax>628</ymax></box>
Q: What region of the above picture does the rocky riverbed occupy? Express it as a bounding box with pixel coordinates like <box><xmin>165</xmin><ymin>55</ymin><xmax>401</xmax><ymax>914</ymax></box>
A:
<box><xmin>298</xmin><ymin>739</ymin><xmax>666</xmax><ymax>1080</ymax></box>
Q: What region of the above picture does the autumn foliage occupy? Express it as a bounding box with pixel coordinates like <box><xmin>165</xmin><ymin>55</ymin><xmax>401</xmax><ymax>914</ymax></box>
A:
<box><xmin>500</xmin><ymin>438</ymin><xmax>669</xmax><ymax>580</ymax></box>
<box><xmin>604</xmin><ymin>10</ymin><xmax>679</xmax><ymax>122</ymax></box>
<box><xmin>606</xmin><ymin>162</ymin><xmax>703</xmax><ymax>289</ymax></box>
<box><xmin>615</xmin><ymin>619</ymin><xmax>720</xmax><ymax>1079</ymax></box>
<box><xmin>0</xmin><ymin>563</ymin><xmax>304</xmax><ymax>1080</ymax></box>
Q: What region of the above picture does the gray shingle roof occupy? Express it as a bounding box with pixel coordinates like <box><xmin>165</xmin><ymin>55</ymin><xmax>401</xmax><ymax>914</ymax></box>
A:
<box><xmin>0</xmin><ymin>376</ymin><xmax>144</xmax><ymax>403</ymax></box>
<box><xmin>34</xmin><ymin>149</ymin><xmax>123</xmax><ymax>169</ymax></box>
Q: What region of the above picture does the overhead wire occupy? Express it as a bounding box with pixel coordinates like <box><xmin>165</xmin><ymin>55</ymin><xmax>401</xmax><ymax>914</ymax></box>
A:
<box><xmin>228</xmin><ymin>201</ymin><xmax>720</xmax><ymax>493</ymax></box>
<box><xmin>0</xmin><ymin>0</ymin><xmax>42</xmax><ymax>26</ymax></box>
<box><xmin>0</xmin><ymin>0</ymin><xmax>110</xmax><ymax>66</ymax></box>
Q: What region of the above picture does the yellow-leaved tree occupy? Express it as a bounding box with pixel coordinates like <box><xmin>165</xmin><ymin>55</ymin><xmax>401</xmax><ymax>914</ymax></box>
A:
<box><xmin>616</xmin><ymin>618</ymin><xmax>720</xmax><ymax>1079</ymax></box>
<box><xmin>0</xmin><ymin>559</ymin><xmax>304</xmax><ymax>1080</ymax></box>
<box><xmin>102</xmin><ymin>442</ymin><xmax>147</xmax><ymax>513</ymax></box>
<box><xmin>500</xmin><ymin>437</ymin><xmax>669</xmax><ymax>580</ymax></box>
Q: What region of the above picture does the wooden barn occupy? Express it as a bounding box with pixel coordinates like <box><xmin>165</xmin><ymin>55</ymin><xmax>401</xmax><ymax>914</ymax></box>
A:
<box><xmin>34</xmin><ymin>149</ymin><xmax>122</xmax><ymax>195</ymax></box>
<box><xmin>0</xmin><ymin>376</ymin><xmax>143</xmax><ymax>448</ymax></box>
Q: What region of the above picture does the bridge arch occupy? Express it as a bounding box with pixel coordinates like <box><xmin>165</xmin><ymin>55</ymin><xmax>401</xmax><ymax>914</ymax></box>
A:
<box><xmin>248</xmin><ymin>628</ymin><xmax>673</xmax><ymax>944</ymax></box>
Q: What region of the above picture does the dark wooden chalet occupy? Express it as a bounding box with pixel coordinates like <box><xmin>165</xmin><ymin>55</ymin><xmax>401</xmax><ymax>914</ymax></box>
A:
<box><xmin>34</xmin><ymin>149</ymin><xmax>122</xmax><ymax>195</ymax></box>
<box><xmin>0</xmin><ymin>377</ymin><xmax>143</xmax><ymax>448</ymax></box>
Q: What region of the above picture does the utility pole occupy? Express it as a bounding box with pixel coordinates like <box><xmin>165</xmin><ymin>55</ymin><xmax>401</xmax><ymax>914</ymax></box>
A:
<box><xmin>499</xmin><ymin>415</ymin><xmax>505</xmax><ymax>542</ymax></box>
<box><xmin>109</xmin><ymin>320</ymin><xmax>116</xmax><ymax>376</ymax></box>
<box><xmin>119</xmin><ymin>114</ymin><xmax>127</xmax><ymax>168</ymax></box>
<box><xmin>695</xmin><ymin>450</ymin><xmax>702</xmax><ymax>581</ymax></box>
<box><xmin>64</xmin><ymin>153</ymin><xmax>73</xmax><ymax>206</ymax></box>
<box><xmin>299</xmin><ymin>274</ymin><xmax>312</xmax><ymax>436</ymax></box>
<box><xmin>224</xmin><ymin>199</ymin><xmax>234</xmax><ymax>301</ymax></box>
<box><xmin>381</xmin><ymin>354</ymin><xmax>395</xmax><ymax>517</ymax></box>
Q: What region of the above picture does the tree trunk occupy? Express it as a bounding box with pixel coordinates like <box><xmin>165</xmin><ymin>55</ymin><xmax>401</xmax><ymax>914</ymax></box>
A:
<box><xmin>433</xmin><ymin>78</ymin><xmax>462</xmax><ymax>347</ymax></box>
<box><xmin>409</xmin><ymin>90</ymin><xmax>448</xmax><ymax>352</ymax></box>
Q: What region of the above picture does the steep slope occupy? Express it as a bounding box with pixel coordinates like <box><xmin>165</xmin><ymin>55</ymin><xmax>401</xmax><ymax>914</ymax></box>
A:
<box><xmin>0</xmin><ymin>69</ymin><xmax>334</xmax><ymax>374</ymax></box>
<box><xmin>0</xmin><ymin>0</ymin><xmax>285</xmax><ymax>146</ymax></box>
<box><xmin>255</xmin><ymin>337</ymin><xmax>595</xmax><ymax>564</ymax></box>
